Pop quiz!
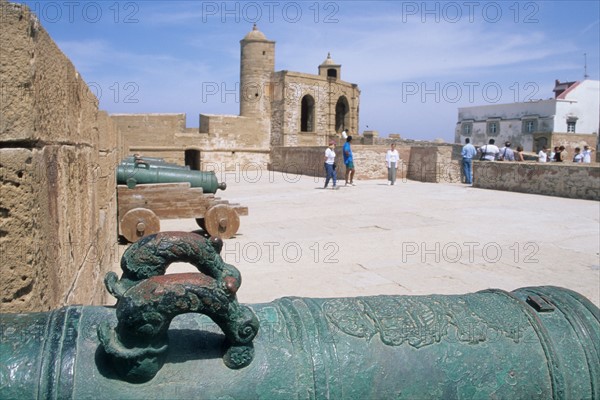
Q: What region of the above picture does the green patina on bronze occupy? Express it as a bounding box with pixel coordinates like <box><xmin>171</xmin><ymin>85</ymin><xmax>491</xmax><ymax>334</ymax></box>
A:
<box><xmin>97</xmin><ymin>231</ymin><xmax>259</xmax><ymax>383</ymax></box>
<box><xmin>116</xmin><ymin>160</ymin><xmax>226</xmax><ymax>193</ymax></box>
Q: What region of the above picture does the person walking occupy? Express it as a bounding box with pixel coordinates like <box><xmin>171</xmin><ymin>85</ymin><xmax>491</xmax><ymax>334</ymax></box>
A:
<box><xmin>343</xmin><ymin>135</ymin><xmax>356</xmax><ymax>186</ymax></box>
<box><xmin>461</xmin><ymin>138</ymin><xmax>477</xmax><ymax>184</ymax></box>
<box><xmin>324</xmin><ymin>140</ymin><xmax>338</xmax><ymax>189</ymax></box>
<box><xmin>385</xmin><ymin>143</ymin><xmax>400</xmax><ymax>185</ymax></box>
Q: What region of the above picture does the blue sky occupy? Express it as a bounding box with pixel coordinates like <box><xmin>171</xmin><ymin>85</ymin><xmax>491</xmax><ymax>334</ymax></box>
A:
<box><xmin>20</xmin><ymin>1</ymin><xmax>600</xmax><ymax>142</ymax></box>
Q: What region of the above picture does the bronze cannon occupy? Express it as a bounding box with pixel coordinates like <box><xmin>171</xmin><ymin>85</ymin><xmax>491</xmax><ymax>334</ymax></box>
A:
<box><xmin>116</xmin><ymin>156</ymin><xmax>247</xmax><ymax>242</ymax></box>
<box><xmin>1</xmin><ymin>232</ymin><xmax>598</xmax><ymax>399</ymax></box>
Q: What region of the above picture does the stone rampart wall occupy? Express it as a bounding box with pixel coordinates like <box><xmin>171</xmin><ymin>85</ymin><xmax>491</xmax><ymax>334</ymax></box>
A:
<box><xmin>114</xmin><ymin>113</ymin><xmax>270</xmax><ymax>172</ymax></box>
<box><xmin>407</xmin><ymin>146</ymin><xmax>462</xmax><ymax>183</ymax></box>
<box><xmin>270</xmin><ymin>145</ymin><xmax>458</xmax><ymax>182</ymax></box>
<box><xmin>473</xmin><ymin>162</ymin><xmax>600</xmax><ymax>200</ymax></box>
<box><xmin>0</xmin><ymin>2</ymin><xmax>118</xmax><ymax>312</ymax></box>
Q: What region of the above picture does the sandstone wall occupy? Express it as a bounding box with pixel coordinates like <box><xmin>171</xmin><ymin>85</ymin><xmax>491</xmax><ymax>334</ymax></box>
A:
<box><xmin>114</xmin><ymin>113</ymin><xmax>270</xmax><ymax>171</ymax></box>
<box><xmin>550</xmin><ymin>133</ymin><xmax>598</xmax><ymax>159</ymax></box>
<box><xmin>271</xmin><ymin>72</ymin><xmax>360</xmax><ymax>147</ymax></box>
<box><xmin>473</xmin><ymin>162</ymin><xmax>600</xmax><ymax>200</ymax></box>
<box><xmin>407</xmin><ymin>146</ymin><xmax>462</xmax><ymax>183</ymax></box>
<box><xmin>269</xmin><ymin>145</ymin><xmax>459</xmax><ymax>182</ymax></box>
<box><xmin>0</xmin><ymin>2</ymin><xmax>118</xmax><ymax>312</ymax></box>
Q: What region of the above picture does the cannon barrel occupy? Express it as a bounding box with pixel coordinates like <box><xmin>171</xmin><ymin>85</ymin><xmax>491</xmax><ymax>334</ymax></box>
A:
<box><xmin>117</xmin><ymin>163</ymin><xmax>226</xmax><ymax>193</ymax></box>
<box><xmin>2</xmin><ymin>232</ymin><xmax>598</xmax><ymax>399</ymax></box>
<box><xmin>1</xmin><ymin>287</ymin><xmax>599</xmax><ymax>399</ymax></box>
<box><xmin>120</xmin><ymin>156</ymin><xmax>191</xmax><ymax>170</ymax></box>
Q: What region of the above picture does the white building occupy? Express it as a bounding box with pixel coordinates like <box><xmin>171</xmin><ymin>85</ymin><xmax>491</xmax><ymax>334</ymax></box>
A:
<box><xmin>455</xmin><ymin>80</ymin><xmax>599</xmax><ymax>153</ymax></box>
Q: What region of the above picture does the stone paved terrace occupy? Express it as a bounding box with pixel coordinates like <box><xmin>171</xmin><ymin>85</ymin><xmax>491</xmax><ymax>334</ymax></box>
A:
<box><xmin>145</xmin><ymin>172</ymin><xmax>600</xmax><ymax>307</ymax></box>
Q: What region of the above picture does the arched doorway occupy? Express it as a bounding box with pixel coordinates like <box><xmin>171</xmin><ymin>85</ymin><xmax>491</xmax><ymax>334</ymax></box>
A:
<box><xmin>301</xmin><ymin>95</ymin><xmax>315</xmax><ymax>132</ymax></box>
<box><xmin>335</xmin><ymin>96</ymin><xmax>349</xmax><ymax>133</ymax></box>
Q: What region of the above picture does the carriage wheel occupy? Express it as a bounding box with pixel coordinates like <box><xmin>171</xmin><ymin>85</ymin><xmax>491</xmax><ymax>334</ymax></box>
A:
<box><xmin>203</xmin><ymin>205</ymin><xmax>240</xmax><ymax>239</ymax></box>
<box><xmin>195</xmin><ymin>218</ymin><xmax>206</xmax><ymax>231</ymax></box>
<box><xmin>120</xmin><ymin>208</ymin><xmax>160</xmax><ymax>243</ymax></box>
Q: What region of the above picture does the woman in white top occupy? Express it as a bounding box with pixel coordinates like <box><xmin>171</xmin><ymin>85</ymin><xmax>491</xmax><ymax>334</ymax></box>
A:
<box><xmin>324</xmin><ymin>141</ymin><xmax>338</xmax><ymax>189</ymax></box>
<box><xmin>385</xmin><ymin>143</ymin><xmax>400</xmax><ymax>185</ymax></box>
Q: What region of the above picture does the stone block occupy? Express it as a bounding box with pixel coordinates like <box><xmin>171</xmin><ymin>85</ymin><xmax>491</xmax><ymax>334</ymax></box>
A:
<box><xmin>0</xmin><ymin>2</ymin><xmax>98</xmax><ymax>145</ymax></box>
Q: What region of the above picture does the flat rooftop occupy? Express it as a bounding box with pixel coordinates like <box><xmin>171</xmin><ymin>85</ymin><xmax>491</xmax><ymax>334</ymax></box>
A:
<box><xmin>154</xmin><ymin>173</ymin><xmax>599</xmax><ymax>306</ymax></box>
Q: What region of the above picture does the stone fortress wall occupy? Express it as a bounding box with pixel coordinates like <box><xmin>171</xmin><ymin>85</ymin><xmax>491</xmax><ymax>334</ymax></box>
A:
<box><xmin>0</xmin><ymin>2</ymin><xmax>118</xmax><ymax>312</ymax></box>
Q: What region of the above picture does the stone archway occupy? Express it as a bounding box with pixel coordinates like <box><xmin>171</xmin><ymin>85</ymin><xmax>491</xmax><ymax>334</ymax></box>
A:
<box><xmin>301</xmin><ymin>95</ymin><xmax>315</xmax><ymax>132</ymax></box>
<box><xmin>335</xmin><ymin>96</ymin><xmax>349</xmax><ymax>133</ymax></box>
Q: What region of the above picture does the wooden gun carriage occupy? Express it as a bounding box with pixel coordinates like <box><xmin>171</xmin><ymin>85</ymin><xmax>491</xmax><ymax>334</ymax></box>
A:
<box><xmin>117</xmin><ymin>157</ymin><xmax>248</xmax><ymax>242</ymax></box>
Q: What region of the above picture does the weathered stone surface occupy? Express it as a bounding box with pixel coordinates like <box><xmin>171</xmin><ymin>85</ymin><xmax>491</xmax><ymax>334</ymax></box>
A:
<box><xmin>0</xmin><ymin>1</ymin><xmax>118</xmax><ymax>312</ymax></box>
<box><xmin>0</xmin><ymin>149</ymin><xmax>38</xmax><ymax>310</ymax></box>
<box><xmin>473</xmin><ymin>162</ymin><xmax>600</xmax><ymax>200</ymax></box>
<box><xmin>407</xmin><ymin>146</ymin><xmax>461</xmax><ymax>183</ymax></box>
<box><xmin>0</xmin><ymin>2</ymin><xmax>98</xmax><ymax>145</ymax></box>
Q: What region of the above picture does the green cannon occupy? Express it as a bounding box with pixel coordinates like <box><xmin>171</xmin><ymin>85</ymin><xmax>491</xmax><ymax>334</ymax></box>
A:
<box><xmin>1</xmin><ymin>232</ymin><xmax>598</xmax><ymax>399</ymax></box>
<box><xmin>116</xmin><ymin>157</ymin><xmax>245</xmax><ymax>242</ymax></box>
<box><xmin>120</xmin><ymin>155</ymin><xmax>191</xmax><ymax>170</ymax></box>
<box><xmin>117</xmin><ymin>158</ymin><xmax>226</xmax><ymax>193</ymax></box>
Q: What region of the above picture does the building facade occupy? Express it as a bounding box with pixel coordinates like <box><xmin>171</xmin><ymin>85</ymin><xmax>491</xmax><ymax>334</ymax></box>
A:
<box><xmin>455</xmin><ymin>80</ymin><xmax>599</xmax><ymax>153</ymax></box>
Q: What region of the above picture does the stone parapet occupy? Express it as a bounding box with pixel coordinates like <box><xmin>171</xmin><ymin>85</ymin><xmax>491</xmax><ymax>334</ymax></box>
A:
<box><xmin>270</xmin><ymin>145</ymin><xmax>459</xmax><ymax>183</ymax></box>
<box><xmin>407</xmin><ymin>146</ymin><xmax>461</xmax><ymax>183</ymax></box>
<box><xmin>473</xmin><ymin>162</ymin><xmax>600</xmax><ymax>200</ymax></box>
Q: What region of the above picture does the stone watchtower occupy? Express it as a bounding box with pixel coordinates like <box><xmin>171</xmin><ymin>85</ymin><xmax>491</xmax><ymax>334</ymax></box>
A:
<box><xmin>240</xmin><ymin>25</ymin><xmax>274</xmax><ymax>123</ymax></box>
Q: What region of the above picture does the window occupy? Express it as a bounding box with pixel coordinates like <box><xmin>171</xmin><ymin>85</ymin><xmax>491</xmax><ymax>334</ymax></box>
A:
<box><xmin>522</xmin><ymin>119</ymin><xmax>537</xmax><ymax>134</ymax></box>
<box><xmin>567</xmin><ymin>121</ymin><xmax>576</xmax><ymax>133</ymax></box>
<box><xmin>487</xmin><ymin>121</ymin><xmax>499</xmax><ymax>135</ymax></box>
<box><xmin>461</xmin><ymin>122</ymin><xmax>473</xmax><ymax>136</ymax></box>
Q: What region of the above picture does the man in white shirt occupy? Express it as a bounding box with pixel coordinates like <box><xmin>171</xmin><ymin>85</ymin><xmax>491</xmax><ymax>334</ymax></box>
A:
<box><xmin>479</xmin><ymin>139</ymin><xmax>500</xmax><ymax>161</ymax></box>
<box><xmin>324</xmin><ymin>140</ymin><xmax>338</xmax><ymax>189</ymax></box>
<box><xmin>538</xmin><ymin>146</ymin><xmax>548</xmax><ymax>162</ymax></box>
<box><xmin>582</xmin><ymin>145</ymin><xmax>594</xmax><ymax>163</ymax></box>
<box><xmin>385</xmin><ymin>143</ymin><xmax>400</xmax><ymax>185</ymax></box>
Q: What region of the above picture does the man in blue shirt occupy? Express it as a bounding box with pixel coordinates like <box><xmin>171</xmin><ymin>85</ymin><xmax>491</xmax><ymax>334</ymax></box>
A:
<box><xmin>461</xmin><ymin>138</ymin><xmax>477</xmax><ymax>184</ymax></box>
<box><xmin>343</xmin><ymin>135</ymin><xmax>355</xmax><ymax>186</ymax></box>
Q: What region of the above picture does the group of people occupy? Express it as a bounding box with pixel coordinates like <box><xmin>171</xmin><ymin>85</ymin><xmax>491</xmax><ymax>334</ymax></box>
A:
<box><xmin>461</xmin><ymin>138</ymin><xmax>525</xmax><ymax>185</ymax></box>
<box><xmin>538</xmin><ymin>145</ymin><xmax>594</xmax><ymax>163</ymax></box>
<box><xmin>324</xmin><ymin>131</ymin><xmax>401</xmax><ymax>189</ymax></box>
<box><xmin>472</xmin><ymin>139</ymin><xmax>526</xmax><ymax>162</ymax></box>
<box><xmin>324</xmin><ymin>131</ymin><xmax>356</xmax><ymax>190</ymax></box>
<box><xmin>462</xmin><ymin>138</ymin><xmax>596</xmax><ymax>184</ymax></box>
